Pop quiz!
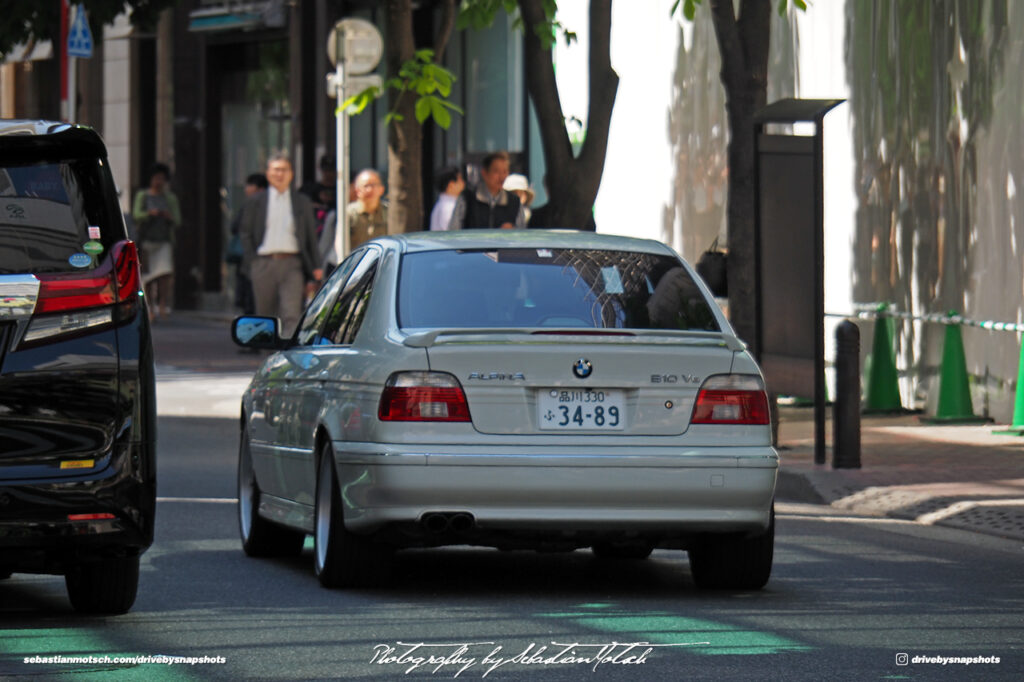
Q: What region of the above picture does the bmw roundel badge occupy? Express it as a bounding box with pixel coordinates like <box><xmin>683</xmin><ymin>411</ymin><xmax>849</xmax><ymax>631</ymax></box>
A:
<box><xmin>572</xmin><ymin>358</ymin><xmax>593</xmax><ymax>379</ymax></box>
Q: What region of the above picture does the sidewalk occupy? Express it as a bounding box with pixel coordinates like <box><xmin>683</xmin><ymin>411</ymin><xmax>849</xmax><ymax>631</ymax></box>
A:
<box><xmin>776</xmin><ymin>406</ymin><xmax>1024</xmax><ymax>542</ymax></box>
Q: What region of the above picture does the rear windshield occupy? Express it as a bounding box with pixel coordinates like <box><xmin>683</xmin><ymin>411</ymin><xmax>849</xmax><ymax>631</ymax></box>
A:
<box><xmin>0</xmin><ymin>159</ymin><xmax>123</xmax><ymax>274</ymax></box>
<box><xmin>398</xmin><ymin>248</ymin><xmax>719</xmax><ymax>331</ymax></box>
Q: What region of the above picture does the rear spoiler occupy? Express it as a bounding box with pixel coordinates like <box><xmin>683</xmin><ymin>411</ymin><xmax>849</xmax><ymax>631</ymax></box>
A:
<box><xmin>402</xmin><ymin>328</ymin><xmax>745</xmax><ymax>352</ymax></box>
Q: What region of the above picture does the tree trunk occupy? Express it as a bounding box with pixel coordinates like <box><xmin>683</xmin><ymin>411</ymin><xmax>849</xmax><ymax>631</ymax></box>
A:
<box><xmin>709</xmin><ymin>0</ymin><xmax>770</xmax><ymax>352</ymax></box>
<box><xmin>519</xmin><ymin>0</ymin><xmax>618</xmax><ymax>230</ymax></box>
<box><xmin>385</xmin><ymin>0</ymin><xmax>422</xmax><ymax>235</ymax></box>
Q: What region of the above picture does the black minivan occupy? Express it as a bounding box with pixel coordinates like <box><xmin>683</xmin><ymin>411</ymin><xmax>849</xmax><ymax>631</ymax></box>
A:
<box><xmin>0</xmin><ymin>121</ymin><xmax>156</xmax><ymax>614</ymax></box>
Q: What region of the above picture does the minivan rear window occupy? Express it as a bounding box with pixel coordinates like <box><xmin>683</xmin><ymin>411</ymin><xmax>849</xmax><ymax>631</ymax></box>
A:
<box><xmin>398</xmin><ymin>248</ymin><xmax>719</xmax><ymax>331</ymax></box>
<box><xmin>0</xmin><ymin>160</ymin><xmax>120</xmax><ymax>274</ymax></box>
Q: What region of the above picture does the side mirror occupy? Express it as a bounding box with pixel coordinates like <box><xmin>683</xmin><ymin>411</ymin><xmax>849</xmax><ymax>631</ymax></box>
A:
<box><xmin>232</xmin><ymin>316</ymin><xmax>286</xmax><ymax>349</ymax></box>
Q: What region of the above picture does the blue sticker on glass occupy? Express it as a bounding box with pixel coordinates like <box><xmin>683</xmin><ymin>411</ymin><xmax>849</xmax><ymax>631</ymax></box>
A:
<box><xmin>69</xmin><ymin>253</ymin><xmax>92</xmax><ymax>268</ymax></box>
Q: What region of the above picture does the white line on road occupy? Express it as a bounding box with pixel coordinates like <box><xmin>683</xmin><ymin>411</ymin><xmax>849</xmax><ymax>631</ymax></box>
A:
<box><xmin>916</xmin><ymin>498</ymin><xmax>1024</xmax><ymax>525</ymax></box>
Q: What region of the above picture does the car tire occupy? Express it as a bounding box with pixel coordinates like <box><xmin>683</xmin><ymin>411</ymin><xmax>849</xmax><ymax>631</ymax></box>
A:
<box><xmin>238</xmin><ymin>427</ymin><xmax>306</xmax><ymax>558</ymax></box>
<box><xmin>64</xmin><ymin>555</ymin><xmax>139</xmax><ymax>614</ymax></box>
<box><xmin>314</xmin><ymin>443</ymin><xmax>389</xmax><ymax>588</ymax></box>
<box><xmin>591</xmin><ymin>543</ymin><xmax>654</xmax><ymax>560</ymax></box>
<box><xmin>688</xmin><ymin>505</ymin><xmax>774</xmax><ymax>590</ymax></box>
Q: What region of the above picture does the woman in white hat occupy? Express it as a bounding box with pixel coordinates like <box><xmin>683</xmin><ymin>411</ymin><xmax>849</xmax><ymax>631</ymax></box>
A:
<box><xmin>503</xmin><ymin>173</ymin><xmax>535</xmax><ymax>226</ymax></box>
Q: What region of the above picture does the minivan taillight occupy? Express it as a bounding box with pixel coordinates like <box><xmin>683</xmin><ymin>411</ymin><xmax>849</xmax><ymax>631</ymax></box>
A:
<box><xmin>34</xmin><ymin>241</ymin><xmax>141</xmax><ymax>313</ymax></box>
<box><xmin>23</xmin><ymin>241</ymin><xmax>142</xmax><ymax>345</ymax></box>
<box><xmin>691</xmin><ymin>375</ymin><xmax>770</xmax><ymax>425</ymax></box>
<box><xmin>378</xmin><ymin>371</ymin><xmax>471</xmax><ymax>422</ymax></box>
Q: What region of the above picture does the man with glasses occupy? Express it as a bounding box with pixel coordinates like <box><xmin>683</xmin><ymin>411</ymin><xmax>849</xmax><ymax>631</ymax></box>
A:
<box><xmin>347</xmin><ymin>169</ymin><xmax>388</xmax><ymax>248</ymax></box>
<box><xmin>318</xmin><ymin>168</ymin><xmax>388</xmax><ymax>278</ymax></box>
<box><xmin>239</xmin><ymin>154</ymin><xmax>321</xmax><ymax>336</ymax></box>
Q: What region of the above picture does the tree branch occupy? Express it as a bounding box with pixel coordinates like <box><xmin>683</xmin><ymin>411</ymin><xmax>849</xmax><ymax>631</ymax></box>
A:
<box><xmin>433</xmin><ymin>0</ymin><xmax>457</xmax><ymax>62</ymax></box>
<box><xmin>518</xmin><ymin>0</ymin><xmax>573</xmax><ymax>173</ymax></box>
<box><xmin>708</xmin><ymin>0</ymin><xmax>746</xmax><ymax>93</ymax></box>
<box><xmin>577</xmin><ymin>0</ymin><xmax>618</xmax><ymax>199</ymax></box>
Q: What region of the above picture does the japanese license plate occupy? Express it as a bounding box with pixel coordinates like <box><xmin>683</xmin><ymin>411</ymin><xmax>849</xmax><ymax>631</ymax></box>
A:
<box><xmin>538</xmin><ymin>388</ymin><xmax>625</xmax><ymax>430</ymax></box>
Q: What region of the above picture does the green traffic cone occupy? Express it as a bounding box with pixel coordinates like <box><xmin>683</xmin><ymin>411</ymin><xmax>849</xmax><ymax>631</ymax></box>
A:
<box><xmin>921</xmin><ymin>313</ymin><xmax>990</xmax><ymax>424</ymax></box>
<box><xmin>993</xmin><ymin>338</ymin><xmax>1024</xmax><ymax>435</ymax></box>
<box><xmin>864</xmin><ymin>306</ymin><xmax>902</xmax><ymax>412</ymax></box>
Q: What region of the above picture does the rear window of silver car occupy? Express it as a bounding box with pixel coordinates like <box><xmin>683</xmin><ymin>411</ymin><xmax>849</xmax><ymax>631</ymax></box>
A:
<box><xmin>398</xmin><ymin>248</ymin><xmax>719</xmax><ymax>331</ymax></box>
<box><xmin>1</xmin><ymin>160</ymin><xmax>120</xmax><ymax>274</ymax></box>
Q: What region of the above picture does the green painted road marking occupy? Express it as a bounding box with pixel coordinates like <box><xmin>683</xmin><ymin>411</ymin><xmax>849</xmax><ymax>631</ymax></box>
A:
<box><xmin>537</xmin><ymin>604</ymin><xmax>812</xmax><ymax>656</ymax></box>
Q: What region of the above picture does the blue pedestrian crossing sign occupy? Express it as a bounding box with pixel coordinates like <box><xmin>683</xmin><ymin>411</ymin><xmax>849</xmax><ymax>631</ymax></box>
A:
<box><xmin>67</xmin><ymin>6</ymin><xmax>94</xmax><ymax>59</ymax></box>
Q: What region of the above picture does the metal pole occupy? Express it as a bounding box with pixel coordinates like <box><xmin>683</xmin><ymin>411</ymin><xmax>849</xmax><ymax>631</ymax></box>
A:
<box><xmin>334</xmin><ymin>34</ymin><xmax>349</xmax><ymax>266</ymax></box>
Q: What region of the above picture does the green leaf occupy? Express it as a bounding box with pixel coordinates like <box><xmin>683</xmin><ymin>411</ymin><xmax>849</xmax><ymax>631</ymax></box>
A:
<box><xmin>415</xmin><ymin>48</ymin><xmax>434</xmax><ymax>63</ymax></box>
<box><xmin>441</xmin><ymin>100</ymin><xmax>464</xmax><ymax>115</ymax></box>
<box><xmin>431</xmin><ymin>98</ymin><xmax>452</xmax><ymax>129</ymax></box>
<box><xmin>684</xmin><ymin>0</ymin><xmax>697</xmax><ymax>21</ymax></box>
<box><xmin>415</xmin><ymin>97</ymin><xmax>432</xmax><ymax>124</ymax></box>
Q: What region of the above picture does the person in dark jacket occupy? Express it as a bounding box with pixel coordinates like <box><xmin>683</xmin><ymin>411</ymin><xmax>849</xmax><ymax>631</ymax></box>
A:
<box><xmin>448</xmin><ymin>151</ymin><xmax>525</xmax><ymax>230</ymax></box>
<box><xmin>238</xmin><ymin>154</ymin><xmax>322</xmax><ymax>336</ymax></box>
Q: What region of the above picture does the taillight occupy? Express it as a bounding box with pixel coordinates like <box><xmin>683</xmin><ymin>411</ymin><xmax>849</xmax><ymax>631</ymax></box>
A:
<box><xmin>113</xmin><ymin>241</ymin><xmax>143</xmax><ymax>302</ymax></box>
<box><xmin>22</xmin><ymin>241</ymin><xmax>142</xmax><ymax>345</ymax></box>
<box><xmin>34</xmin><ymin>240</ymin><xmax>140</xmax><ymax>313</ymax></box>
<box><xmin>691</xmin><ymin>374</ymin><xmax>770</xmax><ymax>425</ymax></box>
<box><xmin>378</xmin><ymin>371</ymin><xmax>471</xmax><ymax>422</ymax></box>
<box><xmin>35</xmin><ymin>272</ymin><xmax>116</xmax><ymax>314</ymax></box>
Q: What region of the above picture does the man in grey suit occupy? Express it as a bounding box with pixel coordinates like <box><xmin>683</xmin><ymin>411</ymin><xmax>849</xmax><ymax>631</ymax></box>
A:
<box><xmin>239</xmin><ymin>154</ymin><xmax>323</xmax><ymax>336</ymax></box>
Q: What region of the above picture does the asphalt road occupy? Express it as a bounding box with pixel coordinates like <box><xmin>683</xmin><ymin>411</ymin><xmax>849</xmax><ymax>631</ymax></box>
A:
<box><xmin>2</xmin><ymin>316</ymin><xmax>1023</xmax><ymax>680</ymax></box>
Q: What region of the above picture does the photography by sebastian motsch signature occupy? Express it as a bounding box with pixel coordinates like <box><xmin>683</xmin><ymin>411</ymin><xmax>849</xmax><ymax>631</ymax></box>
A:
<box><xmin>369</xmin><ymin>640</ymin><xmax>710</xmax><ymax>677</ymax></box>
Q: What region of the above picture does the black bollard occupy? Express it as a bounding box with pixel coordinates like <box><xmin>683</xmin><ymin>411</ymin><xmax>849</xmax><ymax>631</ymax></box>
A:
<box><xmin>833</xmin><ymin>320</ymin><xmax>861</xmax><ymax>469</ymax></box>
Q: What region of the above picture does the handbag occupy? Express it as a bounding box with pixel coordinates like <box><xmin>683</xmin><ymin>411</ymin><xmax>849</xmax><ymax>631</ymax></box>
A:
<box><xmin>695</xmin><ymin>237</ymin><xmax>728</xmax><ymax>297</ymax></box>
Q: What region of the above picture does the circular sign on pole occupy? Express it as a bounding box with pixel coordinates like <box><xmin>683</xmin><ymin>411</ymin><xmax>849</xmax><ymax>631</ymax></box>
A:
<box><xmin>326</xmin><ymin>18</ymin><xmax>383</xmax><ymax>75</ymax></box>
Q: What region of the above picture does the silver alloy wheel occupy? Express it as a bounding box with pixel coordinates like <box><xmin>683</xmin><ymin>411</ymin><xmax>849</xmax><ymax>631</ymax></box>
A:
<box><xmin>315</xmin><ymin>451</ymin><xmax>332</xmax><ymax>574</ymax></box>
<box><xmin>238</xmin><ymin>436</ymin><xmax>255</xmax><ymax>542</ymax></box>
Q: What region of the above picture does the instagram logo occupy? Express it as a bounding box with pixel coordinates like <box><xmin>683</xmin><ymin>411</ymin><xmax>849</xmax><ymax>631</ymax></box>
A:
<box><xmin>896</xmin><ymin>653</ymin><xmax>909</xmax><ymax>666</ymax></box>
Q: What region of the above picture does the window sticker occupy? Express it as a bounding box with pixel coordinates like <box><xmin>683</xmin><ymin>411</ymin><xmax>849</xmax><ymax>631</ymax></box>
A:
<box><xmin>88</xmin><ymin>226</ymin><xmax>101</xmax><ymax>240</ymax></box>
<box><xmin>83</xmin><ymin>240</ymin><xmax>104</xmax><ymax>256</ymax></box>
<box><xmin>69</xmin><ymin>253</ymin><xmax>92</xmax><ymax>268</ymax></box>
<box><xmin>601</xmin><ymin>266</ymin><xmax>624</xmax><ymax>294</ymax></box>
<box><xmin>537</xmin><ymin>249</ymin><xmax>553</xmax><ymax>258</ymax></box>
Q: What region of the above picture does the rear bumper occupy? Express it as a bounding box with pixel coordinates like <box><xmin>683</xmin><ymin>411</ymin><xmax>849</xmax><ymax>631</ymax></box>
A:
<box><xmin>332</xmin><ymin>443</ymin><xmax>777</xmax><ymax>540</ymax></box>
<box><xmin>0</xmin><ymin>444</ymin><xmax>156</xmax><ymax>574</ymax></box>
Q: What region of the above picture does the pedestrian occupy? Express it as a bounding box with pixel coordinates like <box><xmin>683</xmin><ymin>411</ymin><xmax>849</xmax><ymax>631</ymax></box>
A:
<box><xmin>448</xmin><ymin>151</ymin><xmax>525</xmax><ymax>230</ymax></box>
<box><xmin>502</xmin><ymin>173</ymin><xmax>535</xmax><ymax>226</ymax></box>
<box><xmin>133</xmin><ymin>162</ymin><xmax>180</xmax><ymax>321</ymax></box>
<box><xmin>320</xmin><ymin>169</ymin><xmax>389</xmax><ymax>276</ymax></box>
<box><xmin>428</xmin><ymin>166</ymin><xmax>465</xmax><ymax>231</ymax></box>
<box><xmin>227</xmin><ymin>172</ymin><xmax>267</xmax><ymax>314</ymax></box>
<box><xmin>238</xmin><ymin>154</ymin><xmax>322</xmax><ymax>337</ymax></box>
<box><xmin>348</xmin><ymin>169</ymin><xmax>388</xmax><ymax>248</ymax></box>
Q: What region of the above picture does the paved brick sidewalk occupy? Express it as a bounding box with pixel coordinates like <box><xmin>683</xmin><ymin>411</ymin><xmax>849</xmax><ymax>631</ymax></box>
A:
<box><xmin>776</xmin><ymin>407</ymin><xmax>1024</xmax><ymax>541</ymax></box>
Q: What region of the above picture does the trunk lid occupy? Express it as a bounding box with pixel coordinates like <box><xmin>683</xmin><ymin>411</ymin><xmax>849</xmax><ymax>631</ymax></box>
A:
<box><xmin>416</xmin><ymin>330</ymin><xmax>737</xmax><ymax>436</ymax></box>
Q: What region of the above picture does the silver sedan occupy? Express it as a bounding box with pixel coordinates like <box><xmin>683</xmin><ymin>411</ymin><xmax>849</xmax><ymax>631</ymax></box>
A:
<box><xmin>232</xmin><ymin>230</ymin><xmax>777</xmax><ymax>590</ymax></box>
